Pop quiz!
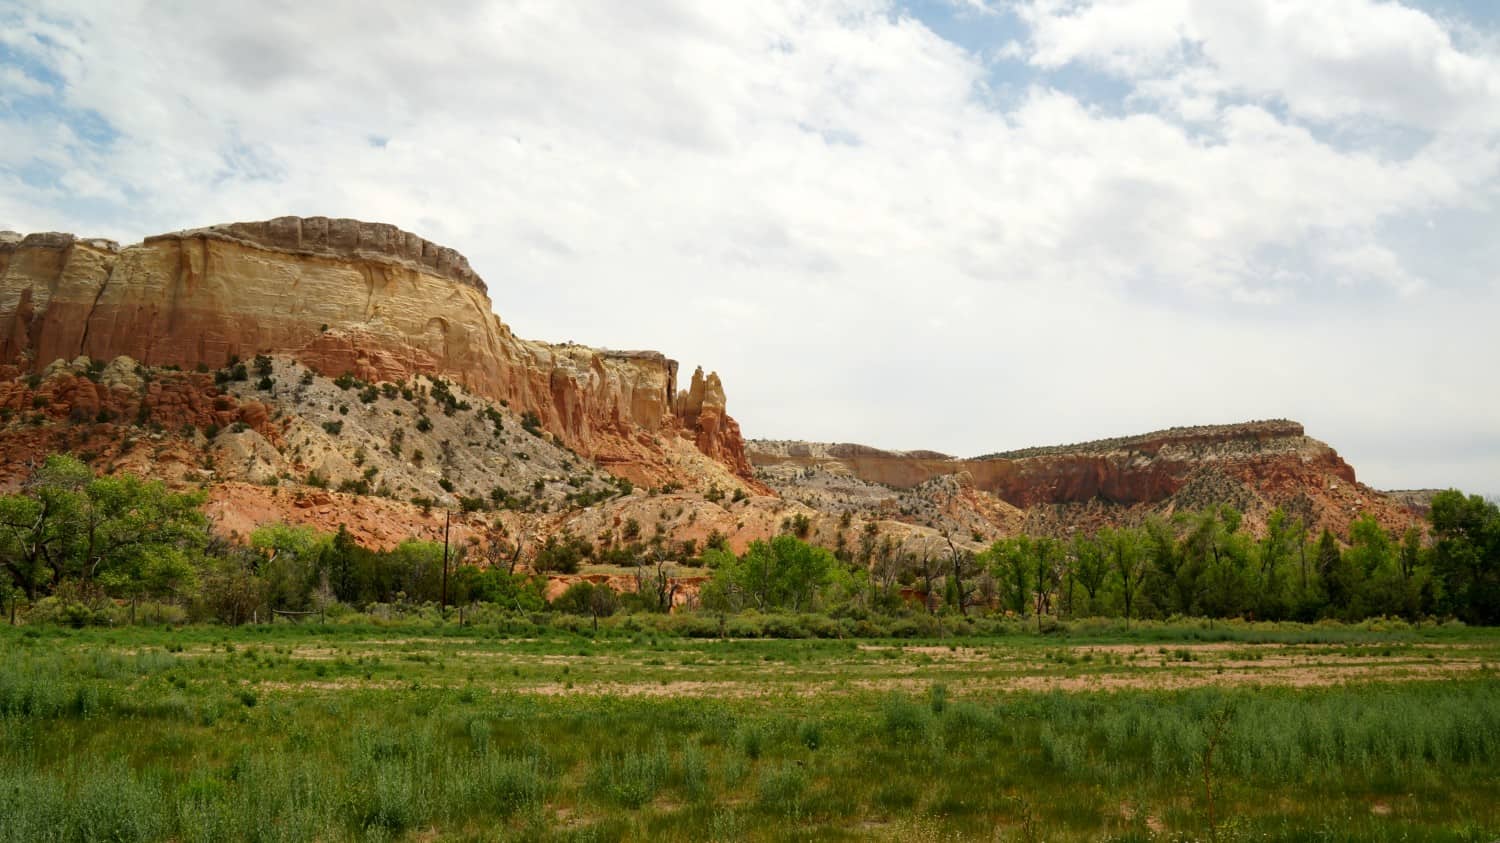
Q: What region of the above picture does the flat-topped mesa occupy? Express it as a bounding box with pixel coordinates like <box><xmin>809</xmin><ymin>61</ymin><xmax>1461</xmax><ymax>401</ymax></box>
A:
<box><xmin>976</xmin><ymin>419</ymin><xmax>1308</xmax><ymax>460</ymax></box>
<box><xmin>0</xmin><ymin>218</ymin><xmax>756</xmax><ymax>488</ymax></box>
<box><xmin>749</xmin><ymin>419</ymin><xmax>1356</xmax><ymax>508</ymax></box>
<box><xmin>749</xmin><ymin>419</ymin><xmax>1411</xmax><ymax>537</ymax></box>
<box><xmin>748</xmin><ymin>440</ymin><xmax>953</xmax><ymax>461</ymax></box>
<box><xmin>147</xmin><ymin>216</ymin><xmax>486</xmax><ymax>292</ymax></box>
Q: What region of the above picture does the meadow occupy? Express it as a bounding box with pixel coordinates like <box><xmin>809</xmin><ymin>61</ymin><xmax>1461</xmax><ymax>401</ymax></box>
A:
<box><xmin>2</xmin><ymin>621</ymin><xmax>1497</xmax><ymax>841</ymax></box>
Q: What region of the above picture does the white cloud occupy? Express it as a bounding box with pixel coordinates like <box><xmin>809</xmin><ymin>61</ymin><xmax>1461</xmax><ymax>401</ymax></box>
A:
<box><xmin>1</xmin><ymin>0</ymin><xmax>1498</xmax><ymax>493</ymax></box>
<box><xmin>0</xmin><ymin>65</ymin><xmax>51</xmax><ymax>100</ymax></box>
<box><xmin>1018</xmin><ymin>0</ymin><xmax>1500</xmax><ymax>130</ymax></box>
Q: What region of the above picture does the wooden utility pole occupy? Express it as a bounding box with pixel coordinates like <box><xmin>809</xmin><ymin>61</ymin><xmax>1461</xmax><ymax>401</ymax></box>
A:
<box><xmin>441</xmin><ymin>509</ymin><xmax>451</xmax><ymax>618</ymax></box>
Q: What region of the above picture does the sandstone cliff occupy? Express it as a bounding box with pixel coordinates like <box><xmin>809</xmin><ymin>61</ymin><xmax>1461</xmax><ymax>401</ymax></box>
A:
<box><xmin>0</xmin><ymin>219</ymin><xmax>754</xmax><ymax>488</ymax></box>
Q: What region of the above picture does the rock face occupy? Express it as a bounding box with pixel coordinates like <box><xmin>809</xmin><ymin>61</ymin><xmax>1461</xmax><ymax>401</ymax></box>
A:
<box><xmin>750</xmin><ymin>421</ymin><xmax>1417</xmax><ymax>537</ymax></box>
<box><xmin>674</xmin><ymin>366</ymin><xmax>754</xmax><ymax>479</ymax></box>
<box><xmin>0</xmin><ymin>218</ymin><xmax>754</xmax><ymax>487</ymax></box>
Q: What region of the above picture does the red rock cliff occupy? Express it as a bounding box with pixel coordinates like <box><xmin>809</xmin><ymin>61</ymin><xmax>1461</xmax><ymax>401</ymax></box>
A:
<box><xmin>0</xmin><ymin>219</ymin><xmax>755</xmax><ymax>488</ymax></box>
<box><xmin>749</xmin><ymin>421</ymin><xmax>1413</xmax><ymax>536</ymax></box>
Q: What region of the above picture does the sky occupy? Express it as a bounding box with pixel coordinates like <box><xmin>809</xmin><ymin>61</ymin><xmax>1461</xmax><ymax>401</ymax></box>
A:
<box><xmin>2</xmin><ymin>0</ymin><xmax>1498</xmax><ymax>495</ymax></box>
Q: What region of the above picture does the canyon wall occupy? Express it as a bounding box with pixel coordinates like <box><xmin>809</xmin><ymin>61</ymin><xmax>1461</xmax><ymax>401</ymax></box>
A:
<box><xmin>0</xmin><ymin>218</ymin><xmax>753</xmax><ymax>487</ymax></box>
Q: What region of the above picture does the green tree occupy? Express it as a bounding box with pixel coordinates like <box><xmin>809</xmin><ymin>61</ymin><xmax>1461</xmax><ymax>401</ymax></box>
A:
<box><xmin>0</xmin><ymin>455</ymin><xmax>207</xmax><ymax>603</ymax></box>
<box><xmin>984</xmin><ymin>537</ymin><xmax>1034</xmax><ymax>617</ymax></box>
<box><xmin>532</xmin><ymin>531</ymin><xmax>592</xmax><ymax>575</ymax></box>
<box><xmin>1183</xmin><ymin>507</ymin><xmax>1253</xmax><ymax>618</ymax></box>
<box><xmin>319</xmin><ymin>525</ymin><xmax>368</xmax><ymax>604</ymax></box>
<box><xmin>194</xmin><ymin>545</ymin><xmax>264</xmax><ymax>626</ymax></box>
<box><xmin>388</xmin><ymin>540</ymin><xmax>448</xmax><ymax>603</ymax></box>
<box><xmin>1142</xmin><ymin>517</ymin><xmax>1188</xmax><ymax>616</ymax></box>
<box><xmin>1345</xmin><ymin>515</ymin><xmax>1409</xmax><ymax>618</ymax></box>
<box><xmin>469</xmin><ymin>567</ymin><xmax>547</xmax><ymax>612</ymax></box>
<box><xmin>552</xmin><ymin>581</ymin><xmax>618</xmax><ymax>632</ymax></box>
<box><xmin>1428</xmin><ymin>490</ymin><xmax>1500</xmax><ymax>624</ymax></box>
<box><xmin>74</xmin><ymin>471</ymin><xmax>207</xmax><ymax>585</ymax></box>
<box><xmin>1071</xmin><ymin>533</ymin><xmax>1109</xmax><ymax>616</ymax></box>
<box><xmin>1254</xmin><ymin>509</ymin><xmax>1301</xmax><ymax>620</ymax></box>
<box><xmin>711</xmin><ymin>535</ymin><xmax>834</xmax><ymax>611</ymax></box>
<box><xmin>1031</xmin><ymin>537</ymin><xmax>1061</xmax><ymax>623</ymax></box>
<box><xmin>1315</xmin><ymin>529</ymin><xmax>1356</xmax><ymax>616</ymax></box>
<box><xmin>251</xmin><ymin>524</ymin><xmax>330</xmax><ymax>611</ymax></box>
<box><xmin>0</xmin><ymin>494</ymin><xmax>67</xmax><ymax>601</ymax></box>
<box><xmin>1101</xmin><ymin>527</ymin><xmax>1147</xmax><ymax>629</ymax></box>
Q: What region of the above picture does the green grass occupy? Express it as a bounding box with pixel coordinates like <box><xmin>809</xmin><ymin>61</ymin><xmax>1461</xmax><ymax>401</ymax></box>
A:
<box><xmin>0</xmin><ymin>623</ymin><xmax>1497</xmax><ymax>840</ymax></box>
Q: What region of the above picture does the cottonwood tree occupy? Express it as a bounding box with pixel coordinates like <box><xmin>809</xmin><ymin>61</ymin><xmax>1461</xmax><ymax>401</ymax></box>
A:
<box><xmin>0</xmin><ymin>455</ymin><xmax>206</xmax><ymax>604</ymax></box>
<box><xmin>1429</xmin><ymin>490</ymin><xmax>1500</xmax><ymax>624</ymax></box>
<box><xmin>196</xmin><ymin>540</ymin><xmax>264</xmax><ymax>626</ymax></box>
<box><xmin>1255</xmin><ymin>509</ymin><xmax>1302</xmax><ymax>620</ymax></box>
<box><xmin>1101</xmin><ymin>526</ymin><xmax>1147</xmax><ymax>629</ymax></box>
<box><xmin>1144</xmin><ymin>517</ymin><xmax>1196</xmax><ymax>615</ymax></box>
<box><xmin>553</xmin><ymin>580</ymin><xmax>618</xmax><ymax>632</ymax></box>
<box><xmin>1187</xmin><ymin>507</ymin><xmax>1256</xmax><ymax>619</ymax></box>
<box><xmin>985</xmin><ymin>537</ymin><xmax>1034</xmax><ymax>618</ymax></box>
<box><xmin>1071</xmin><ymin>532</ymin><xmax>1110</xmax><ymax>615</ymax></box>
<box><xmin>252</xmin><ymin>523</ymin><xmax>330</xmax><ymax>612</ymax></box>
<box><xmin>1315</xmin><ymin>529</ymin><xmax>1351</xmax><ymax>614</ymax></box>
<box><xmin>710</xmin><ymin>535</ymin><xmax>835</xmax><ymax>612</ymax></box>
<box><xmin>1031</xmin><ymin>537</ymin><xmax>1062</xmax><ymax>628</ymax></box>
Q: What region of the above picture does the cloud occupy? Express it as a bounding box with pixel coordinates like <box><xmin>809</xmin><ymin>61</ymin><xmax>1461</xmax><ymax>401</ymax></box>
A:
<box><xmin>1</xmin><ymin>0</ymin><xmax>1497</xmax><ymax>493</ymax></box>
<box><xmin>1018</xmin><ymin>0</ymin><xmax>1500</xmax><ymax>129</ymax></box>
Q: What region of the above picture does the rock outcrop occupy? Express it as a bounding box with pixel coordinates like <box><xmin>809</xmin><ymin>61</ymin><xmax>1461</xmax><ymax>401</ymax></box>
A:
<box><xmin>750</xmin><ymin>421</ymin><xmax>1418</xmax><ymax>538</ymax></box>
<box><xmin>674</xmin><ymin>366</ymin><xmax>754</xmax><ymax>479</ymax></box>
<box><xmin>0</xmin><ymin>218</ymin><xmax>754</xmax><ymax>488</ymax></box>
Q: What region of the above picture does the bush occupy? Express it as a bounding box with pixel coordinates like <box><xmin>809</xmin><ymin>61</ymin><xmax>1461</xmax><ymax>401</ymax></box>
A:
<box><xmin>480</xmin><ymin>755</ymin><xmax>549</xmax><ymax>816</ymax></box>
<box><xmin>882</xmin><ymin>694</ymin><xmax>928</xmax><ymax>741</ymax></box>
<box><xmin>27</xmin><ymin>596</ymin><xmax>105</xmax><ymax>628</ymax></box>
<box><xmin>798</xmin><ymin>720</ymin><xmax>823</xmax><ymax>750</ymax></box>
<box><xmin>757</xmin><ymin>764</ymin><xmax>808</xmax><ymax>816</ymax></box>
<box><xmin>587</xmin><ymin>747</ymin><xmax>670</xmax><ymax>808</ymax></box>
<box><xmin>929</xmin><ymin>682</ymin><xmax>948</xmax><ymax>714</ymax></box>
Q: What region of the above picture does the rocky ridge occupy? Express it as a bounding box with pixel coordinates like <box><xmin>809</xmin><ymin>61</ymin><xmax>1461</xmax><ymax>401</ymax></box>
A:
<box><xmin>750</xmin><ymin>421</ymin><xmax>1418</xmax><ymax>538</ymax></box>
<box><xmin>0</xmin><ymin>218</ymin><xmax>755</xmax><ymax>489</ymax></box>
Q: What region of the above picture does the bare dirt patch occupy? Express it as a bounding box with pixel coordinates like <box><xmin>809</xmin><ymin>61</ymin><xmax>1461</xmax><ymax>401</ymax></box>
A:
<box><xmin>517</xmin><ymin>679</ymin><xmax>779</xmax><ymax>698</ymax></box>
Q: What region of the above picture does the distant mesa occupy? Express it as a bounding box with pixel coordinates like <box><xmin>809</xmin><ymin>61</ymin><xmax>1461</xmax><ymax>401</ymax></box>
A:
<box><xmin>749</xmin><ymin>419</ymin><xmax>1415</xmax><ymax>538</ymax></box>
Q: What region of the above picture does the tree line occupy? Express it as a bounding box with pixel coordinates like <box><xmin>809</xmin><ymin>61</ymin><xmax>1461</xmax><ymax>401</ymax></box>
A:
<box><xmin>692</xmin><ymin>499</ymin><xmax>1498</xmax><ymax>627</ymax></box>
<box><xmin>1</xmin><ymin>455</ymin><xmax>1497</xmax><ymax>627</ymax></box>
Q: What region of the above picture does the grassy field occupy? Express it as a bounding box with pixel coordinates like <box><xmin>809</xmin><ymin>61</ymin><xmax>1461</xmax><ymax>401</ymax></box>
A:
<box><xmin>2</xmin><ymin>622</ymin><xmax>1497</xmax><ymax>841</ymax></box>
